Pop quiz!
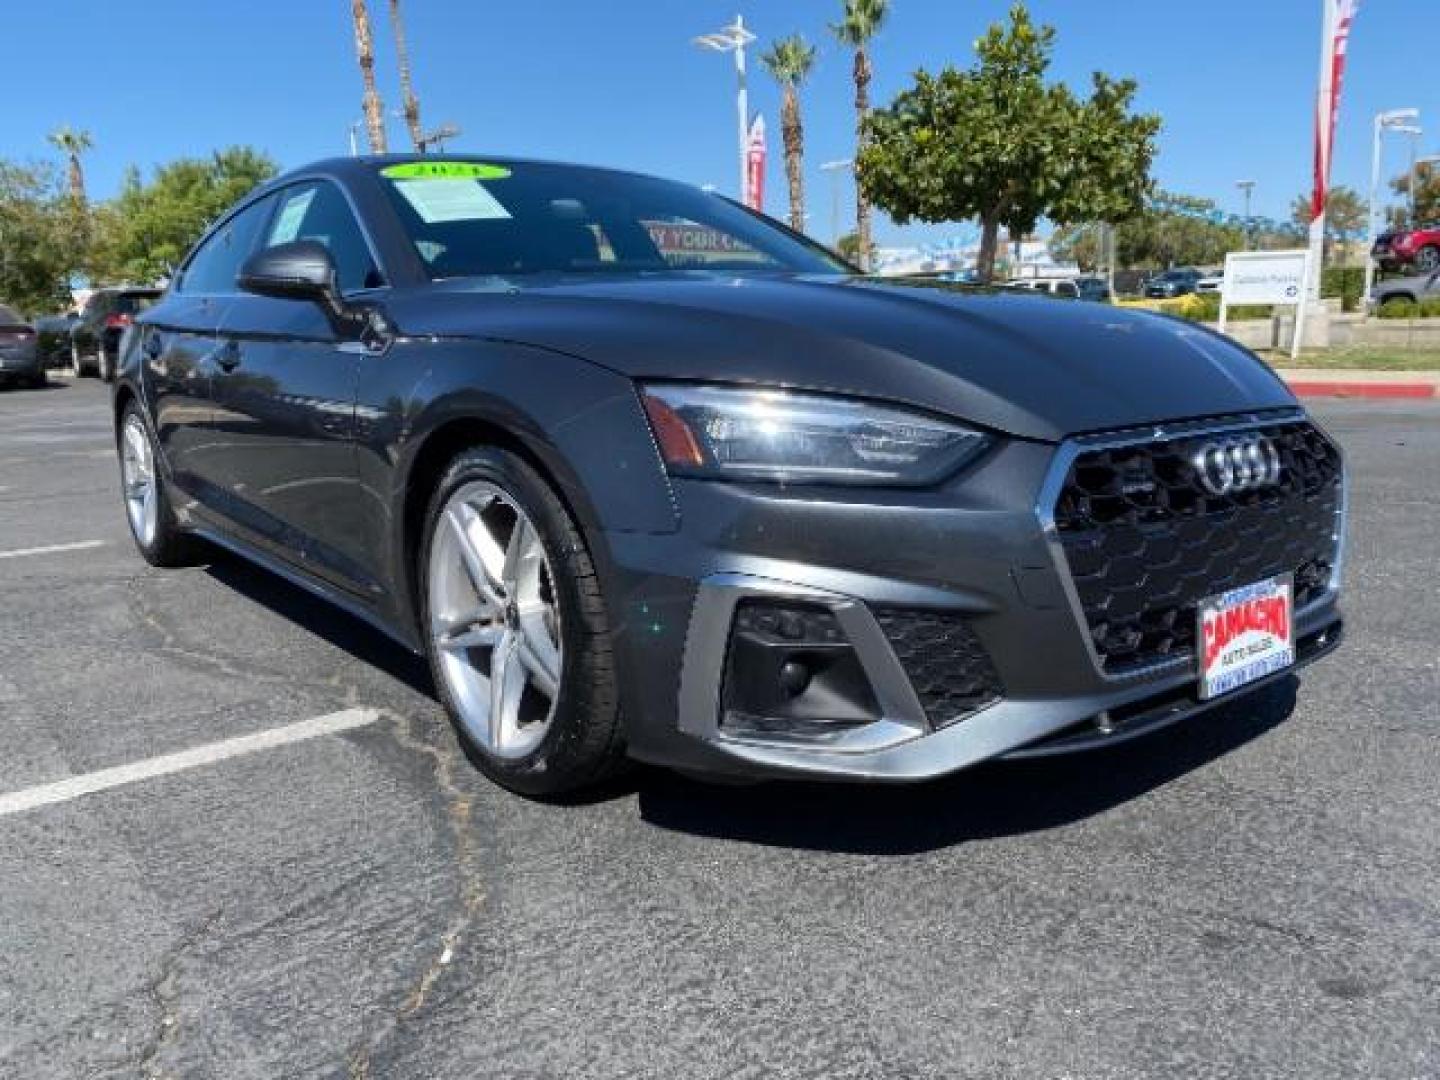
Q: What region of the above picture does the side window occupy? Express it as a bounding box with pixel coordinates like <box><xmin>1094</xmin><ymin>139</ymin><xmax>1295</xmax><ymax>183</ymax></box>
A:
<box><xmin>262</xmin><ymin>182</ymin><xmax>383</xmax><ymax>293</ymax></box>
<box><xmin>179</xmin><ymin>195</ymin><xmax>275</xmax><ymax>295</ymax></box>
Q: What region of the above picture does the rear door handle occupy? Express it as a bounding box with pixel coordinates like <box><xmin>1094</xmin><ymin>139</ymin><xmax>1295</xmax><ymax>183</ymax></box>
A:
<box><xmin>216</xmin><ymin>341</ymin><xmax>241</xmax><ymax>373</ymax></box>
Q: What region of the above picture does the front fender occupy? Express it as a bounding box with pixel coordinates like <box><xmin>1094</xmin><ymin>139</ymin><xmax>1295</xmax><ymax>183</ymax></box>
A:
<box><xmin>355</xmin><ymin>335</ymin><xmax>679</xmax><ymax>635</ymax></box>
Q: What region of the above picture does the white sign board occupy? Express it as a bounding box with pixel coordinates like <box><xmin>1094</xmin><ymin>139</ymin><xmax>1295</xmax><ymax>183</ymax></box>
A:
<box><xmin>1221</xmin><ymin>249</ymin><xmax>1309</xmax><ymax>305</ymax></box>
<box><xmin>1219</xmin><ymin>248</ymin><xmax>1314</xmax><ymax>361</ymax></box>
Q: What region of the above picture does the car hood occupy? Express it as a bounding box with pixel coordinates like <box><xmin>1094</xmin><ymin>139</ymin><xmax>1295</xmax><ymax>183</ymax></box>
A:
<box><xmin>385</xmin><ymin>274</ymin><xmax>1296</xmax><ymax>442</ymax></box>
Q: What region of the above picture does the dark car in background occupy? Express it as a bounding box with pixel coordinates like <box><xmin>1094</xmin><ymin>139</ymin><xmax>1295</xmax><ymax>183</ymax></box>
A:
<box><xmin>1144</xmin><ymin>267</ymin><xmax>1205</xmax><ymax>298</ymax></box>
<box><xmin>1372</xmin><ymin>225</ymin><xmax>1440</xmax><ymax>274</ymax></box>
<box><xmin>1074</xmin><ymin>275</ymin><xmax>1112</xmax><ymax>303</ymax></box>
<box><xmin>71</xmin><ymin>287</ymin><xmax>161</xmax><ymax>380</ymax></box>
<box><xmin>34</xmin><ymin>312</ymin><xmax>79</xmax><ymax>368</ymax></box>
<box><xmin>113</xmin><ymin>155</ymin><xmax>1345</xmax><ymax>798</ymax></box>
<box><xmin>0</xmin><ymin>305</ymin><xmax>45</xmax><ymax>389</ymax></box>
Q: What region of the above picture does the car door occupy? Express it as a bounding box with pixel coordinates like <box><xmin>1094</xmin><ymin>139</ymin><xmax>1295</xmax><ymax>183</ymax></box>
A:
<box><xmin>140</xmin><ymin>194</ymin><xmax>276</xmax><ymax>512</ymax></box>
<box><xmin>210</xmin><ymin>180</ymin><xmax>386</xmax><ymax>595</ymax></box>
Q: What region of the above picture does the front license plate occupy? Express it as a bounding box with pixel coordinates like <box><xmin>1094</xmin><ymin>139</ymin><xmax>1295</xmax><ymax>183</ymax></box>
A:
<box><xmin>1197</xmin><ymin>574</ymin><xmax>1294</xmax><ymax>700</ymax></box>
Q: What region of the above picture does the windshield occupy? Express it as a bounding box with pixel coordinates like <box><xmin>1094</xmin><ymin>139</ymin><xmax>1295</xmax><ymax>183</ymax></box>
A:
<box><xmin>377</xmin><ymin>161</ymin><xmax>849</xmax><ymax>279</ymax></box>
<box><xmin>0</xmin><ymin>305</ymin><xmax>24</xmax><ymax>326</ymax></box>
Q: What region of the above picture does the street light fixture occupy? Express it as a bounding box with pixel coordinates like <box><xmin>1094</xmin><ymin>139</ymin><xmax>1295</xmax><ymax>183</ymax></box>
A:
<box><xmin>820</xmin><ymin>159</ymin><xmax>854</xmax><ymax>246</ymax></box>
<box><xmin>417</xmin><ymin>123</ymin><xmax>462</xmax><ymax>155</ymax></box>
<box><xmin>1236</xmin><ymin>180</ymin><xmax>1257</xmax><ymax>249</ymax></box>
<box><xmin>1365</xmin><ymin>108</ymin><xmax>1422</xmax><ymax>307</ymax></box>
<box><xmin>693</xmin><ymin>15</ymin><xmax>757</xmax><ymax>204</ymax></box>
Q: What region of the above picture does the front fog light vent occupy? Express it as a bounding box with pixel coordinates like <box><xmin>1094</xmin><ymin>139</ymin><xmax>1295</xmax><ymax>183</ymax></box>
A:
<box><xmin>721</xmin><ymin>601</ymin><xmax>882</xmax><ymax>738</ymax></box>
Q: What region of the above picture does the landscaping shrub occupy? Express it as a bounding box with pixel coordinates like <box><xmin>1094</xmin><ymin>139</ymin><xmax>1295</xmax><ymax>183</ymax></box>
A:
<box><xmin>1376</xmin><ymin>296</ymin><xmax>1440</xmax><ymax>319</ymax></box>
<box><xmin>1322</xmin><ymin>266</ymin><xmax>1365</xmax><ymax>313</ymax></box>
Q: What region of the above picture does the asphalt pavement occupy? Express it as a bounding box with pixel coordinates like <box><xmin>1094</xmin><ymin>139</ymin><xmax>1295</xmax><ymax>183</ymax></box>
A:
<box><xmin>1</xmin><ymin>376</ymin><xmax>1436</xmax><ymax>1079</ymax></box>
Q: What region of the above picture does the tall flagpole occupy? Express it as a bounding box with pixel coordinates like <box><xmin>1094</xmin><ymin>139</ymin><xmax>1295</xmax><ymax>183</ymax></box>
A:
<box><xmin>1308</xmin><ymin>0</ymin><xmax>1337</xmax><ymax>300</ymax></box>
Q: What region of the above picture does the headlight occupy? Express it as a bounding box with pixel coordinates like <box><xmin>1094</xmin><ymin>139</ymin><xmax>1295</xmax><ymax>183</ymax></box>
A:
<box><xmin>639</xmin><ymin>383</ymin><xmax>991</xmax><ymax>486</ymax></box>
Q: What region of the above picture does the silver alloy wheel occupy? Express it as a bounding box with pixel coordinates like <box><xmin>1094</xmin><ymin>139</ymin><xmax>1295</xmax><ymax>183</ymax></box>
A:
<box><xmin>120</xmin><ymin>414</ymin><xmax>159</xmax><ymax>548</ymax></box>
<box><xmin>427</xmin><ymin>480</ymin><xmax>565</xmax><ymax>760</ymax></box>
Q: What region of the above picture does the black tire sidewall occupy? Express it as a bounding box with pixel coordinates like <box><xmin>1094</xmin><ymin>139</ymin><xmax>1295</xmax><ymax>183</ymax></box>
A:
<box><xmin>419</xmin><ymin>447</ymin><xmax>619</xmax><ymax>795</ymax></box>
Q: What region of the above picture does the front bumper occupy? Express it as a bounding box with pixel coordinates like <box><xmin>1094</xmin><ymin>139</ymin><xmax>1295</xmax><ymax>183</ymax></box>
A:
<box><xmin>601</xmin><ymin>412</ymin><xmax>1345</xmax><ymax>783</ymax></box>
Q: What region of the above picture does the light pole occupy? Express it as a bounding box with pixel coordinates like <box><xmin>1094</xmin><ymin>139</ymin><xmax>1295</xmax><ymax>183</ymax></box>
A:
<box><xmin>1236</xmin><ymin>180</ymin><xmax>1257</xmax><ymax>249</ymax></box>
<box><xmin>1365</xmin><ymin>108</ymin><xmax>1421</xmax><ymax>308</ymax></box>
<box><xmin>820</xmin><ymin>159</ymin><xmax>854</xmax><ymax>247</ymax></box>
<box><xmin>693</xmin><ymin>15</ymin><xmax>757</xmax><ymax>204</ymax></box>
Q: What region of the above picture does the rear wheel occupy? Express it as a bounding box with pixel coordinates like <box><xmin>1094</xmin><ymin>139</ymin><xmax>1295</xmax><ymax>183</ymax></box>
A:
<box><xmin>97</xmin><ymin>345</ymin><xmax>115</xmax><ymax>382</ymax></box>
<box><xmin>70</xmin><ymin>341</ymin><xmax>85</xmax><ymax>377</ymax></box>
<box><xmin>118</xmin><ymin>403</ymin><xmax>198</xmax><ymax>567</ymax></box>
<box><xmin>420</xmin><ymin>447</ymin><xmax>623</xmax><ymax>796</ymax></box>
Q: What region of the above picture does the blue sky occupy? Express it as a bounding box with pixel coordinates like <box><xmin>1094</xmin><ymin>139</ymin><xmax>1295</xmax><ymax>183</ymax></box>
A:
<box><xmin>4</xmin><ymin>1</ymin><xmax>1434</xmax><ymax>245</ymax></box>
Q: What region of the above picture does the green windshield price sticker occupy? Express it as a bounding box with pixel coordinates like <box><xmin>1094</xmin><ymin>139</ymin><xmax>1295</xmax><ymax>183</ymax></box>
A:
<box><xmin>381</xmin><ymin>162</ymin><xmax>511</xmax><ymax>180</ymax></box>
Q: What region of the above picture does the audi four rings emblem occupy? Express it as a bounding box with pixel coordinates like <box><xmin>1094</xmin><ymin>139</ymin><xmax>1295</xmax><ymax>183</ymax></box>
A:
<box><xmin>1192</xmin><ymin>435</ymin><xmax>1282</xmax><ymax>496</ymax></box>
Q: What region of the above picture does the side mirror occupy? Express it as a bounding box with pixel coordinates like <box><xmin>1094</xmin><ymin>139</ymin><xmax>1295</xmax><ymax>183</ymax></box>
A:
<box><xmin>238</xmin><ymin>240</ymin><xmax>367</xmax><ymax>336</ymax></box>
<box><xmin>238</xmin><ymin>240</ymin><xmax>338</xmax><ymax>303</ymax></box>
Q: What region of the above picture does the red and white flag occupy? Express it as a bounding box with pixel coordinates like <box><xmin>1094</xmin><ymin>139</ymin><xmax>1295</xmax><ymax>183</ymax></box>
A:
<box><xmin>1312</xmin><ymin>0</ymin><xmax>1360</xmax><ymax>222</ymax></box>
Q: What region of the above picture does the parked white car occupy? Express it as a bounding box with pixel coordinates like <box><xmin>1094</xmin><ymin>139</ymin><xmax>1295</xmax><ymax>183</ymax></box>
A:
<box><xmin>1004</xmin><ymin>277</ymin><xmax>1081</xmax><ymax>299</ymax></box>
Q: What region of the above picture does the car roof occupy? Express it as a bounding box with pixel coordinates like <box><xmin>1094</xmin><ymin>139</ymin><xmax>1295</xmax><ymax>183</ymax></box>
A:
<box><xmin>259</xmin><ymin>153</ymin><xmax>668</xmax><ymax>195</ymax></box>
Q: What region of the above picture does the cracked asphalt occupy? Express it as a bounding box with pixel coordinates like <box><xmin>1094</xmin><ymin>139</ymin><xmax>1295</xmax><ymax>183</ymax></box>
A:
<box><xmin>0</xmin><ymin>376</ymin><xmax>1436</xmax><ymax>1079</ymax></box>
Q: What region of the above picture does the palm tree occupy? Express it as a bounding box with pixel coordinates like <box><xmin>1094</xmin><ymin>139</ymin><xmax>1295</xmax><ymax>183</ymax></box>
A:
<box><xmin>387</xmin><ymin>0</ymin><xmax>424</xmax><ymax>152</ymax></box>
<box><xmin>761</xmin><ymin>36</ymin><xmax>818</xmax><ymax>235</ymax></box>
<box><xmin>830</xmin><ymin>0</ymin><xmax>889</xmax><ymax>271</ymax></box>
<box><xmin>350</xmin><ymin>0</ymin><xmax>389</xmax><ymax>153</ymax></box>
<box><xmin>48</xmin><ymin>125</ymin><xmax>93</xmax><ymax>205</ymax></box>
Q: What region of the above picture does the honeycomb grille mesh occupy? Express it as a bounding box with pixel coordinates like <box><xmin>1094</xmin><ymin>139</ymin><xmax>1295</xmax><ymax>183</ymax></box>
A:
<box><xmin>873</xmin><ymin>610</ymin><xmax>1002</xmax><ymax>729</ymax></box>
<box><xmin>1053</xmin><ymin>419</ymin><xmax>1343</xmax><ymax>673</ymax></box>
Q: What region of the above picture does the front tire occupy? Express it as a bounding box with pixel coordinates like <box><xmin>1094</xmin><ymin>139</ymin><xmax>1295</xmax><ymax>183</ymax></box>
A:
<box><xmin>420</xmin><ymin>447</ymin><xmax>623</xmax><ymax>796</ymax></box>
<box><xmin>118</xmin><ymin>403</ymin><xmax>198</xmax><ymax>567</ymax></box>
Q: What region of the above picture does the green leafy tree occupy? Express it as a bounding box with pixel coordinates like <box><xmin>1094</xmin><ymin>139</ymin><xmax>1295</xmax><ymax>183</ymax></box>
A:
<box><xmin>1388</xmin><ymin>162</ymin><xmax>1440</xmax><ymax>228</ymax></box>
<box><xmin>0</xmin><ymin>160</ymin><xmax>84</xmax><ymax>314</ymax></box>
<box><xmin>91</xmin><ymin>147</ymin><xmax>278</xmax><ymax>284</ymax></box>
<box><xmin>835</xmin><ymin>230</ymin><xmax>863</xmax><ymax>264</ymax></box>
<box><xmin>761</xmin><ymin>35</ymin><xmax>818</xmax><ymax>235</ymax></box>
<box><xmin>858</xmin><ymin>3</ymin><xmax>1159</xmax><ymax>282</ymax></box>
<box><xmin>831</xmin><ymin>0</ymin><xmax>889</xmax><ymax>271</ymax></box>
<box><xmin>1112</xmin><ymin>191</ymin><xmax>1242</xmax><ymax>269</ymax></box>
<box><xmin>1290</xmin><ymin>184</ymin><xmax>1366</xmax><ymax>262</ymax></box>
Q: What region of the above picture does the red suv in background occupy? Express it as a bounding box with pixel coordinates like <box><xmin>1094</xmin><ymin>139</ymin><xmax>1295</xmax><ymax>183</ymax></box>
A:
<box><xmin>1373</xmin><ymin>226</ymin><xmax>1440</xmax><ymax>274</ymax></box>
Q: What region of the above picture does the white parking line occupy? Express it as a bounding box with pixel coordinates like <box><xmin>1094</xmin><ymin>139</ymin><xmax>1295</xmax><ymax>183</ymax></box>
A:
<box><xmin>0</xmin><ymin>708</ymin><xmax>382</xmax><ymax>819</ymax></box>
<box><xmin>0</xmin><ymin>540</ymin><xmax>105</xmax><ymax>561</ymax></box>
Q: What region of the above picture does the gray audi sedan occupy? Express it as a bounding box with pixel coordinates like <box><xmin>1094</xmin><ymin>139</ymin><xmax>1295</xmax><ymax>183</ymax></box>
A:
<box><xmin>112</xmin><ymin>155</ymin><xmax>1345</xmax><ymax>795</ymax></box>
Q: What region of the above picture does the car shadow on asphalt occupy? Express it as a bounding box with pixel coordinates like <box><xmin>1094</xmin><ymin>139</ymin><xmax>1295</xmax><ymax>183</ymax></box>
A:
<box><xmin>195</xmin><ymin>547</ymin><xmax>1300</xmax><ymax>855</ymax></box>
<box><xmin>635</xmin><ymin>680</ymin><xmax>1299</xmax><ymax>855</ymax></box>
<box><xmin>202</xmin><ymin>552</ymin><xmax>434</xmax><ymax>697</ymax></box>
